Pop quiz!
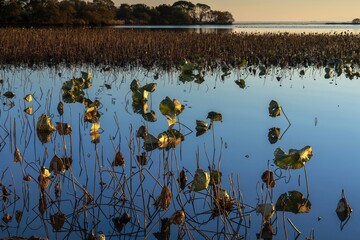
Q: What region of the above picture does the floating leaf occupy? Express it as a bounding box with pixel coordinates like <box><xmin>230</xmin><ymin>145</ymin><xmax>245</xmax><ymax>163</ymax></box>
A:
<box><xmin>24</xmin><ymin>106</ymin><xmax>33</xmax><ymax>115</ymax></box>
<box><xmin>191</xmin><ymin>168</ymin><xmax>210</xmax><ymax>192</ymax></box>
<box><xmin>256</xmin><ymin>203</ymin><xmax>275</xmax><ymax>220</ymax></box>
<box><xmin>336</xmin><ymin>190</ymin><xmax>352</xmax><ymax>222</ymax></box>
<box><xmin>81</xmin><ymin>71</ymin><xmax>92</xmax><ymax>81</ymax></box>
<box><xmin>274</xmin><ymin>146</ymin><xmax>313</xmax><ymax>170</ymax></box>
<box><xmin>169</xmin><ymin>210</ymin><xmax>185</xmax><ymax>225</ymax></box>
<box><xmin>130</xmin><ymin>79</ymin><xmax>140</xmax><ymax>92</ymax></box>
<box><xmin>154</xmin><ymin>186</ymin><xmax>172</xmax><ymax>210</ymax></box>
<box><xmin>24</xmin><ymin>94</ymin><xmax>33</xmax><ymax>102</ymax></box>
<box><xmin>36</xmin><ymin>114</ymin><xmax>56</xmax><ymax>132</ymax></box>
<box><xmin>261</xmin><ymin>170</ymin><xmax>275</xmax><ymax>188</ymax></box>
<box><xmin>268</xmin><ymin>127</ymin><xmax>281</xmax><ymax>144</ymax></box>
<box><xmin>57</xmin><ymin>101</ymin><xmax>64</xmax><ymax>116</ymax></box>
<box><xmin>112</xmin><ymin>213</ymin><xmax>131</xmax><ymax>232</ymax></box>
<box><xmin>235</xmin><ymin>79</ymin><xmax>246</xmax><ymax>89</ymax></box>
<box><xmin>158</xmin><ymin>129</ymin><xmax>184</xmax><ymax>150</ymax></box>
<box><xmin>268</xmin><ymin>100</ymin><xmax>281</xmax><ymax>118</ymax></box>
<box><xmin>15</xmin><ymin>210</ymin><xmax>23</xmax><ymax>224</ymax></box>
<box><xmin>112</xmin><ymin>151</ymin><xmax>125</xmax><ymax>167</ymax></box>
<box><xmin>275</xmin><ymin>191</ymin><xmax>311</xmax><ymax>214</ymax></box>
<box><xmin>56</xmin><ymin>122</ymin><xmax>72</xmax><ymax>135</ymax></box>
<box><xmin>159</xmin><ymin>97</ymin><xmax>184</xmax><ymax>127</ymax></box>
<box><xmin>177</xmin><ymin>170</ymin><xmax>187</xmax><ymax>190</ymax></box>
<box><xmin>14</xmin><ymin>148</ymin><xmax>22</xmax><ymax>163</ymax></box>
<box><xmin>3</xmin><ymin>91</ymin><xmax>15</xmax><ymax>98</ymax></box>
<box><xmin>195</xmin><ymin>120</ymin><xmax>209</xmax><ymax>136</ymax></box>
<box><xmin>136</xmin><ymin>125</ymin><xmax>147</xmax><ymax>139</ymax></box>
<box><xmin>144</xmin><ymin>133</ymin><xmax>160</xmax><ymax>151</ymax></box>
<box><xmin>207</xmin><ymin>111</ymin><xmax>222</xmax><ymax>122</ymax></box>
<box><xmin>50</xmin><ymin>211</ymin><xmax>66</xmax><ymax>231</ymax></box>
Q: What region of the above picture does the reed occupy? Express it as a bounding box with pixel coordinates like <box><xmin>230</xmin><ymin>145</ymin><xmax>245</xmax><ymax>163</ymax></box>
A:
<box><xmin>1</xmin><ymin>28</ymin><xmax>360</xmax><ymax>69</ymax></box>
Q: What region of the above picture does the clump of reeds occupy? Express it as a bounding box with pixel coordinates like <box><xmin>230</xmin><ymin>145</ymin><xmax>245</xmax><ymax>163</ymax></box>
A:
<box><xmin>1</xmin><ymin>28</ymin><xmax>360</xmax><ymax>69</ymax></box>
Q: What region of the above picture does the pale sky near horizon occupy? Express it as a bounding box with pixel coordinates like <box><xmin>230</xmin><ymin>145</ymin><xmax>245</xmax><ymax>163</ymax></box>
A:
<box><xmin>113</xmin><ymin>0</ymin><xmax>360</xmax><ymax>22</ymax></box>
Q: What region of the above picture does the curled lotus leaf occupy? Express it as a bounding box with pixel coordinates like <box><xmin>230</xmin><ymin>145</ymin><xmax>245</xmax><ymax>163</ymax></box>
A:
<box><xmin>177</xmin><ymin>169</ymin><xmax>187</xmax><ymax>190</ymax></box>
<box><xmin>3</xmin><ymin>91</ymin><xmax>15</xmax><ymax>98</ymax></box>
<box><xmin>14</xmin><ymin>148</ymin><xmax>22</xmax><ymax>163</ymax></box>
<box><xmin>142</xmin><ymin>110</ymin><xmax>157</xmax><ymax>122</ymax></box>
<box><xmin>50</xmin><ymin>211</ymin><xmax>66</xmax><ymax>231</ymax></box>
<box><xmin>159</xmin><ymin>97</ymin><xmax>184</xmax><ymax>127</ymax></box>
<box><xmin>132</xmin><ymin>89</ymin><xmax>149</xmax><ymax>103</ymax></box>
<box><xmin>112</xmin><ymin>151</ymin><xmax>125</xmax><ymax>167</ymax></box>
<box><xmin>49</xmin><ymin>155</ymin><xmax>65</xmax><ymax>174</ymax></box>
<box><xmin>180</xmin><ymin>59</ymin><xmax>194</xmax><ymax>75</ymax></box>
<box><xmin>15</xmin><ymin>210</ymin><xmax>23</xmax><ymax>224</ymax></box>
<box><xmin>153</xmin><ymin>218</ymin><xmax>170</xmax><ymax>240</ymax></box>
<box><xmin>56</xmin><ymin>122</ymin><xmax>72</xmax><ymax>135</ymax></box>
<box><xmin>132</xmin><ymin>101</ymin><xmax>148</xmax><ymax>115</ymax></box>
<box><xmin>81</xmin><ymin>71</ymin><xmax>92</xmax><ymax>81</ymax></box>
<box><xmin>154</xmin><ymin>186</ymin><xmax>172</xmax><ymax>210</ymax></box>
<box><xmin>38</xmin><ymin>166</ymin><xmax>51</xmax><ymax>193</ymax></box>
<box><xmin>256</xmin><ymin>203</ymin><xmax>275</xmax><ymax>220</ymax></box>
<box><xmin>130</xmin><ymin>79</ymin><xmax>140</xmax><ymax>92</ymax></box>
<box><xmin>84</xmin><ymin>107</ymin><xmax>100</xmax><ymax>123</ymax></box>
<box><xmin>212</xmin><ymin>187</ymin><xmax>234</xmax><ymax>216</ymax></box>
<box><xmin>235</xmin><ymin>79</ymin><xmax>246</xmax><ymax>89</ymax></box>
<box><xmin>36</xmin><ymin>131</ymin><xmax>53</xmax><ymax>143</ymax></box>
<box><xmin>136</xmin><ymin>125</ymin><xmax>147</xmax><ymax>139</ymax></box>
<box><xmin>141</xmin><ymin>83</ymin><xmax>157</xmax><ymax>92</ymax></box>
<box><xmin>24</xmin><ymin>106</ymin><xmax>33</xmax><ymax>115</ymax></box>
<box><xmin>210</xmin><ymin>169</ymin><xmax>222</xmax><ymax>185</ymax></box>
<box><xmin>57</xmin><ymin>101</ymin><xmax>64</xmax><ymax>116</ymax></box>
<box><xmin>24</xmin><ymin>94</ymin><xmax>33</xmax><ymax>102</ymax></box>
<box><xmin>90</xmin><ymin>130</ymin><xmax>100</xmax><ymax>144</ymax></box>
<box><xmin>195</xmin><ymin>120</ymin><xmax>209</xmax><ymax>136</ymax></box>
<box><xmin>207</xmin><ymin>111</ymin><xmax>222</xmax><ymax>122</ymax></box>
<box><xmin>324</xmin><ymin>67</ymin><xmax>333</xmax><ymax>79</ymax></box>
<box><xmin>261</xmin><ymin>170</ymin><xmax>276</xmax><ymax>188</ymax></box>
<box><xmin>274</xmin><ymin>146</ymin><xmax>313</xmax><ymax>169</ymax></box>
<box><xmin>37</xmin><ymin>114</ymin><xmax>56</xmax><ymax>132</ymax></box>
<box><xmin>112</xmin><ymin>213</ymin><xmax>131</xmax><ymax>232</ymax></box>
<box><xmin>2</xmin><ymin>213</ymin><xmax>12</xmax><ymax>223</ymax></box>
<box><xmin>275</xmin><ymin>191</ymin><xmax>311</xmax><ymax>214</ymax></box>
<box><xmin>191</xmin><ymin>168</ymin><xmax>210</xmax><ymax>192</ymax></box>
<box><xmin>158</xmin><ymin>129</ymin><xmax>184</xmax><ymax>150</ymax></box>
<box><xmin>336</xmin><ymin>190</ymin><xmax>352</xmax><ymax>222</ymax></box>
<box><xmin>268</xmin><ymin>127</ymin><xmax>281</xmax><ymax>144</ymax></box>
<box><xmin>268</xmin><ymin>100</ymin><xmax>281</xmax><ymax>118</ymax></box>
<box><xmin>144</xmin><ymin>133</ymin><xmax>160</xmax><ymax>151</ymax></box>
<box><xmin>169</xmin><ymin>210</ymin><xmax>185</xmax><ymax>225</ymax></box>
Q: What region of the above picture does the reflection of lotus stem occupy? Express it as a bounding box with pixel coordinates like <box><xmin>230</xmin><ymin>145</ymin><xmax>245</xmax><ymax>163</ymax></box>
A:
<box><xmin>287</xmin><ymin>218</ymin><xmax>301</xmax><ymax>235</ymax></box>
<box><xmin>281</xmin><ymin>107</ymin><xmax>291</xmax><ymax>126</ymax></box>
<box><xmin>303</xmin><ymin>163</ymin><xmax>310</xmax><ymax>196</ymax></box>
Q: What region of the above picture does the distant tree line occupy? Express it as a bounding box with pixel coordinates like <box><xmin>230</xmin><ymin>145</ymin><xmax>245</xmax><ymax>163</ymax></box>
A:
<box><xmin>0</xmin><ymin>0</ymin><xmax>234</xmax><ymax>26</ymax></box>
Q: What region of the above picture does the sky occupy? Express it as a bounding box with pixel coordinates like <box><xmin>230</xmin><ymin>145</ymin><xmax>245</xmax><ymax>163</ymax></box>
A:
<box><xmin>113</xmin><ymin>0</ymin><xmax>360</xmax><ymax>22</ymax></box>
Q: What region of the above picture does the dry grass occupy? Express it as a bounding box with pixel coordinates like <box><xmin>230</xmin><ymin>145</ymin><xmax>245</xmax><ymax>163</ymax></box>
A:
<box><xmin>1</xmin><ymin>28</ymin><xmax>360</xmax><ymax>69</ymax></box>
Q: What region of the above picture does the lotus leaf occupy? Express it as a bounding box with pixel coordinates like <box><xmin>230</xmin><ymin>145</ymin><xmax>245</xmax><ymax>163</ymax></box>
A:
<box><xmin>207</xmin><ymin>111</ymin><xmax>222</xmax><ymax>122</ymax></box>
<box><xmin>191</xmin><ymin>168</ymin><xmax>210</xmax><ymax>192</ymax></box>
<box><xmin>336</xmin><ymin>190</ymin><xmax>352</xmax><ymax>222</ymax></box>
<box><xmin>130</xmin><ymin>79</ymin><xmax>139</xmax><ymax>92</ymax></box>
<box><xmin>132</xmin><ymin>101</ymin><xmax>148</xmax><ymax>115</ymax></box>
<box><xmin>56</xmin><ymin>122</ymin><xmax>72</xmax><ymax>135</ymax></box>
<box><xmin>238</xmin><ymin>58</ymin><xmax>247</xmax><ymax>68</ymax></box>
<box><xmin>268</xmin><ymin>100</ymin><xmax>281</xmax><ymax>118</ymax></box>
<box><xmin>325</xmin><ymin>67</ymin><xmax>333</xmax><ymax>79</ymax></box>
<box><xmin>112</xmin><ymin>213</ymin><xmax>131</xmax><ymax>232</ymax></box>
<box><xmin>195</xmin><ymin>120</ymin><xmax>209</xmax><ymax>136</ymax></box>
<box><xmin>36</xmin><ymin>131</ymin><xmax>53</xmax><ymax>143</ymax></box>
<box><xmin>261</xmin><ymin>170</ymin><xmax>275</xmax><ymax>188</ymax></box>
<box><xmin>3</xmin><ymin>91</ymin><xmax>15</xmax><ymax>98</ymax></box>
<box><xmin>2</xmin><ymin>213</ymin><xmax>12</xmax><ymax>223</ymax></box>
<box><xmin>49</xmin><ymin>155</ymin><xmax>65</xmax><ymax>174</ymax></box>
<box><xmin>169</xmin><ymin>210</ymin><xmax>185</xmax><ymax>225</ymax></box>
<box><xmin>141</xmin><ymin>83</ymin><xmax>157</xmax><ymax>92</ymax></box>
<box><xmin>259</xmin><ymin>66</ymin><xmax>266</xmax><ymax>76</ymax></box>
<box><xmin>144</xmin><ymin>133</ymin><xmax>160</xmax><ymax>151</ymax></box>
<box><xmin>81</xmin><ymin>71</ymin><xmax>92</xmax><ymax>81</ymax></box>
<box><xmin>84</xmin><ymin>107</ymin><xmax>100</xmax><ymax>123</ymax></box>
<box><xmin>154</xmin><ymin>186</ymin><xmax>172</xmax><ymax>210</ymax></box>
<box><xmin>136</xmin><ymin>125</ymin><xmax>147</xmax><ymax>139</ymax></box>
<box><xmin>210</xmin><ymin>169</ymin><xmax>222</xmax><ymax>185</ymax></box>
<box><xmin>180</xmin><ymin>60</ymin><xmax>194</xmax><ymax>74</ymax></box>
<box><xmin>255</xmin><ymin>203</ymin><xmax>275</xmax><ymax>220</ymax></box>
<box><xmin>153</xmin><ymin>218</ymin><xmax>170</xmax><ymax>240</ymax></box>
<box><xmin>24</xmin><ymin>94</ymin><xmax>33</xmax><ymax>102</ymax></box>
<box><xmin>132</xmin><ymin>89</ymin><xmax>149</xmax><ymax>103</ymax></box>
<box><xmin>90</xmin><ymin>130</ymin><xmax>100</xmax><ymax>144</ymax></box>
<box><xmin>274</xmin><ymin>146</ymin><xmax>313</xmax><ymax>169</ymax></box>
<box><xmin>268</xmin><ymin>127</ymin><xmax>280</xmax><ymax>144</ymax></box>
<box><xmin>14</xmin><ymin>148</ymin><xmax>22</xmax><ymax>163</ymax></box>
<box><xmin>142</xmin><ymin>110</ymin><xmax>157</xmax><ymax>122</ymax></box>
<box><xmin>177</xmin><ymin>170</ymin><xmax>187</xmax><ymax>190</ymax></box>
<box><xmin>137</xmin><ymin>152</ymin><xmax>148</xmax><ymax>165</ymax></box>
<box><xmin>112</xmin><ymin>151</ymin><xmax>125</xmax><ymax>167</ymax></box>
<box><xmin>38</xmin><ymin>166</ymin><xmax>51</xmax><ymax>193</ymax></box>
<box><xmin>158</xmin><ymin>129</ymin><xmax>184</xmax><ymax>150</ymax></box>
<box><xmin>275</xmin><ymin>191</ymin><xmax>311</xmax><ymax>214</ymax></box>
<box><xmin>24</xmin><ymin>106</ymin><xmax>33</xmax><ymax>115</ymax></box>
<box><xmin>159</xmin><ymin>97</ymin><xmax>184</xmax><ymax>127</ymax></box>
<box><xmin>50</xmin><ymin>211</ymin><xmax>66</xmax><ymax>231</ymax></box>
<box><xmin>235</xmin><ymin>79</ymin><xmax>246</xmax><ymax>89</ymax></box>
<box><xmin>37</xmin><ymin>114</ymin><xmax>56</xmax><ymax>132</ymax></box>
<box><xmin>15</xmin><ymin>210</ymin><xmax>22</xmax><ymax>224</ymax></box>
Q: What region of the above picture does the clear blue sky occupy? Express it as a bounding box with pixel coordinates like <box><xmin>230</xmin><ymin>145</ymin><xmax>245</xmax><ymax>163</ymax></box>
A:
<box><xmin>113</xmin><ymin>0</ymin><xmax>360</xmax><ymax>22</ymax></box>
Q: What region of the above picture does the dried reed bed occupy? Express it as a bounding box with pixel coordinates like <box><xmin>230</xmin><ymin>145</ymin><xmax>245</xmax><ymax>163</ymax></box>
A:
<box><xmin>1</xmin><ymin>28</ymin><xmax>360</xmax><ymax>69</ymax></box>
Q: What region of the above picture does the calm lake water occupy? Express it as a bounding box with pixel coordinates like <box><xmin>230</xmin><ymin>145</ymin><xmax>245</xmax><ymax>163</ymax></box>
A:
<box><xmin>0</xmin><ymin>64</ymin><xmax>359</xmax><ymax>239</ymax></box>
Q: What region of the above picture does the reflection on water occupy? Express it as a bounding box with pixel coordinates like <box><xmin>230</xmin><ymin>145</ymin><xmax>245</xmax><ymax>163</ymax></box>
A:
<box><xmin>0</xmin><ymin>66</ymin><xmax>359</xmax><ymax>239</ymax></box>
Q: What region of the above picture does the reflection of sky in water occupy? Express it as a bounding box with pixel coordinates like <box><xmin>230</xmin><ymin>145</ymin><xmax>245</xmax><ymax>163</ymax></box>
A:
<box><xmin>1</xmin><ymin>67</ymin><xmax>360</xmax><ymax>238</ymax></box>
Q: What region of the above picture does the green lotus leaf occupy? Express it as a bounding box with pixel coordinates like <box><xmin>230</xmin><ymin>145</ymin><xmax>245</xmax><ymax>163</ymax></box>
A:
<box><xmin>274</xmin><ymin>146</ymin><xmax>313</xmax><ymax>170</ymax></box>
